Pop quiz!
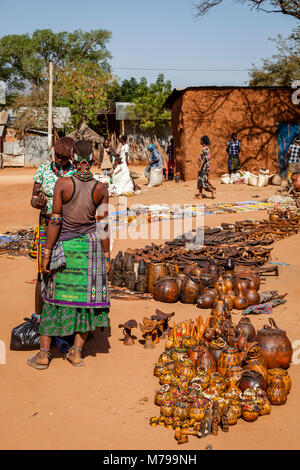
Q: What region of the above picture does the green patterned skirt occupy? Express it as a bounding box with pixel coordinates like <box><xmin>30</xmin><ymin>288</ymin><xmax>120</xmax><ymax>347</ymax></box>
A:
<box><xmin>40</xmin><ymin>233</ymin><xmax>110</xmax><ymax>337</ymax></box>
<box><xmin>40</xmin><ymin>304</ymin><xmax>109</xmax><ymax>337</ymax></box>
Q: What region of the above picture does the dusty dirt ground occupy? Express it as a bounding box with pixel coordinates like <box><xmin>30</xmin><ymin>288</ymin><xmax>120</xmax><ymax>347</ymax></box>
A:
<box><xmin>0</xmin><ymin>167</ymin><xmax>299</xmax><ymax>450</ymax></box>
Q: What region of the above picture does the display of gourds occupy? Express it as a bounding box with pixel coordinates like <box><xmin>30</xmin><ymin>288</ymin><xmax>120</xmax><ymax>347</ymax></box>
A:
<box><xmin>149</xmin><ymin>292</ymin><xmax>292</xmax><ymax>445</ymax></box>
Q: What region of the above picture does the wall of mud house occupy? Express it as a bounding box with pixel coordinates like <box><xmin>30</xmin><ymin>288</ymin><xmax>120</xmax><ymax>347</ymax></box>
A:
<box><xmin>171</xmin><ymin>87</ymin><xmax>300</xmax><ymax>181</ymax></box>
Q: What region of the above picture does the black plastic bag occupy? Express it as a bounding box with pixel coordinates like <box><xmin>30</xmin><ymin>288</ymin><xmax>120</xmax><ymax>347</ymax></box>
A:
<box><xmin>10</xmin><ymin>316</ymin><xmax>40</xmax><ymax>351</ymax></box>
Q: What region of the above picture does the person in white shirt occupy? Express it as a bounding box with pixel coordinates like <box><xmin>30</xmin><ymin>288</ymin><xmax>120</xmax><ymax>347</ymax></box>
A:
<box><xmin>119</xmin><ymin>135</ymin><xmax>129</xmax><ymax>165</ymax></box>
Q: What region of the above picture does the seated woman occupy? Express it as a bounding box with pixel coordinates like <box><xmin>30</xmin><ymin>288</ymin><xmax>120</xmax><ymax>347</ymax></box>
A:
<box><xmin>110</xmin><ymin>156</ymin><xmax>134</xmax><ymax>196</ymax></box>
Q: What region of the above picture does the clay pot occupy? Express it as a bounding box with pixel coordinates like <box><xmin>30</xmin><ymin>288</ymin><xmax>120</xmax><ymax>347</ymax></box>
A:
<box><xmin>188</xmin><ymin>400</ymin><xmax>208</xmax><ymax>421</ymax></box>
<box><xmin>166</xmin><ymin>262</ymin><xmax>179</xmax><ymax>277</ymax></box>
<box><xmin>196</xmin><ymin>288</ymin><xmax>217</xmax><ymax>309</ymax></box>
<box><xmin>292</xmin><ymin>173</ymin><xmax>300</xmax><ymax>192</ymax></box>
<box><xmin>246</xmin><ymin>282</ymin><xmax>260</xmax><ymax>306</ymax></box>
<box><xmin>196</xmin><ymin>347</ymin><xmax>217</xmax><ymax>374</ymax></box>
<box><xmin>180</xmin><ymin>274</ymin><xmax>201</xmax><ymax>304</ymax></box>
<box><xmin>242</xmin><ymin>402</ymin><xmax>260</xmax><ymax>422</ymax></box>
<box><xmin>124</xmin><ymin>271</ymin><xmax>136</xmax><ymax>290</ymax></box>
<box><xmin>259</xmin><ymin>399</ymin><xmax>272</xmax><ymax>416</ymax></box>
<box><xmin>176</xmin><ymin>363</ymin><xmax>195</xmax><ymax>382</ymax></box>
<box><xmin>154</xmin><ymin>385</ymin><xmax>171</xmax><ymax>406</ymax></box>
<box><xmin>123</xmin><ymin>253</ymin><xmax>134</xmax><ymax>272</ymax></box>
<box><xmin>229</xmin><ymin>399</ymin><xmax>242</xmax><ymax>418</ymax></box>
<box><xmin>200</xmin><ymin>269</ymin><xmax>218</xmax><ymax>289</ymax></box>
<box><xmin>239</xmin><ymin>370</ymin><xmax>267</xmax><ymax>392</ymax></box>
<box><xmin>191</xmin><ymin>370</ymin><xmax>210</xmax><ymax>391</ymax></box>
<box><xmin>159</xmin><ymin>370</ymin><xmax>174</xmax><ymax>386</ymax></box>
<box><xmin>154</xmin><ymin>363</ymin><xmax>166</xmax><ymax>377</ymax></box>
<box><xmin>225</xmin><ymin>258</ymin><xmax>235</xmax><ymax>273</ymax></box>
<box><xmin>267</xmin><ymin>376</ymin><xmax>287</xmax><ymax>405</ymax></box>
<box><xmin>255</xmin><ymin>318</ymin><xmax>293</xmax><ymax>369</ymax></box>
<box><xmin>236</xmin><ymin>317</ymin><xmax>256</xmax><ymax>342</ymax></box>
<box><xmin>176</xmin><ymin>273</ymin><xmax>186</xmax><ymax>291</ymax></box>
<box><xmin>147</xmin><ymin>262</ymin><xmax>168</xmax><ymax>294</ymax></box>
<box><xmin>209</xmin><ymin>373</ymin><xmax>226</xmax><ymax>395</ymax></box>
<box><xmin>173</xmin><ymin>402</ymin><xmax>188</xmax><ymax>420</ymax></box>
<box><xmin>239</xmin><ymin>271</ymin><xmax>260</xmax><ymax>291</ymax></box>
<box><xmin>138</xmin><ymin>259</ymin><xmax>147</xmax><ymax>276</ymax></box>
<box><xmin>267</xmin><ymin>368</ymin><xmax>292</xmax><ymax>394</ymax></box>
<box><xmin>244</xmin><ymin>351</ymin><xmax>268</xmax><ymax>381</ymax></box>
<box><xmin>114</xmin><ymin>251</ymin><xmax>123</xmax><ymax>271</ymax></box>
<box><xmin>209</xmin><ymin>338</ymin><xmax>226</xmax><ymax>363</ymax></box>
<box><xmin>160</xmin><ymin>399</ymin><xmax>174</xmax><ymax>417</ymax></box>
<box><xmin>171</xmin><ymin>348</ymin><xmax>187</xmax><ymax>363</ymax></box>
<box><xmin>135</xmin><ymin>275</ymin><xmax>147</xmax><ymax>293</ymax></box>
<box><xmin>234</xmin><ymin>277</ymin><xmax>249</xmax><ymax>296</ymax></box>
<box><xmin>227</xmin><ymin>408</ymin><xmax>239</xmax><ymax>426</ymax></box>
<box><xmin>217</xmin><ymin>347</ymin><xmax>241</xmax><ymax>377</ymax></box>
<box><xmin>225</xmin><ymin>366</ymin><xmax>244</xmax><ymax>384</ymax></box>
<box><xmin>189</xmin><ymin>263</ymin><xmax>204</xmax><ymax>278</ymax></box>
<box><xmin>234</xmin><ymin>282</ymin><xmax>248</xmax><ymax>310</ymax></box>
<box><xmin>223</xmin><ymin>380</ymin><xmax>242</xmax><ymax>400</ymax></box>
<box><xmin>153</xmin><ymin>277</ymin><xmax>180</xmax><ymax>303</ymax></box>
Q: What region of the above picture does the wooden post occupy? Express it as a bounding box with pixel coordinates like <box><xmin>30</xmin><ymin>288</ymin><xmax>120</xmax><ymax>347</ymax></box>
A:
<box><xmin>48</xmin><ymin>61</ymin><xmax>53</xmax><ymax>158</ymax></box>
<box><xmin>121</xmin><ymin>120</ymin><xmax>125</xmax><ymax>136</ymax></box>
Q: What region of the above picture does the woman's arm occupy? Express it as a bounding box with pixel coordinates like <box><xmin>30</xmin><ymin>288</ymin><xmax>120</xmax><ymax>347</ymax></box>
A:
<box><xmin>31</xmin><ymin>182</ymin><xmax>47</xmax><ymax>210</ymax></box>
<box><xmin>41</xmin><ymin>179</ymin><xmax>64</xmax><ymax>273</ymax></box>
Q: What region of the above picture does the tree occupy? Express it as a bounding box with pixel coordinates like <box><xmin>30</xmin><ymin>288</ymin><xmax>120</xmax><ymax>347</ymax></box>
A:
<box><xmin>195</xmin><ymin>1</ymin><xmax>300</xmax><ymax>20</ymax></box>
<box><xmin>126</xmin><ymin>74</ymin><xmax>172</xmax><ymax>131</ymax></box>
<box><xmin>55</xmin><ymin>62</ymin><xmax>113</xmax><ymax>129</ymax></box>
<box><xmin>0</xmin><ymin>29</ymin><xmax>112</xmax><ymax>92</ymax></box>
<box><xmin>249</xmin><ymin>26</ymin><xmax>300</xmax><ymax>85</ymax></box>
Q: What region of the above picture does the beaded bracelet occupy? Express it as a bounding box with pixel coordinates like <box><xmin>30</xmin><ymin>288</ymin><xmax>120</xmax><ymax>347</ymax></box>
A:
<box><xmin>50</xmin><ymin>215</ymin><xmax>62</xmax><ymax>225</ymax></box>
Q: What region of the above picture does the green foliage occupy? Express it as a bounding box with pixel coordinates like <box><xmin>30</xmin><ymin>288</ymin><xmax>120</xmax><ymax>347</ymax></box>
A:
<box><xmin>111</xmin><ymin>74</ymin><xmax>172</xmax><ymax>131</ymax></box>
<box><xmin>0</xmin><ymin>29</ymin><xmax>112</xmax><ymax>93</ymax></box>
<box><xmin>249</xmin><ymin>26</ymin><xmax>300</xmax><ymax>86</ymax></box>
<box><xmin>195</xmin><ymin>1</ymin><xmax>300</xmax><ymax>20</ymax></box>
<box><xmin>55</xmin><ymin>62</ymin><xmax>112</xmax><ymax>130</ymax></box>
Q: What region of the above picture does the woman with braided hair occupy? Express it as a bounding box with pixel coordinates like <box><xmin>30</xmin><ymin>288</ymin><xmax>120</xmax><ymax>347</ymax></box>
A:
<box><xmin>27</xmin><ymin>139</ymin><xmax>110</xmax><ymax>369</ymax></box>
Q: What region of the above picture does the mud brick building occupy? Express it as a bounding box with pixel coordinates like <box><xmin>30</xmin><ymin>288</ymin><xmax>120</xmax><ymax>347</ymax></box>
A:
<box><xmin>165</xmin><ymin>86</ymin><xmax>300</xmax><ymax>180</ymax></box>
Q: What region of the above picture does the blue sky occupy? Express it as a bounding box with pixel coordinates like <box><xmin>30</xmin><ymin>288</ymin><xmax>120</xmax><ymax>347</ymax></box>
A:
<box><xmin>0</xmin><ymin>0</ymin><xmax>297</xmax><ymax>89</ymax></box>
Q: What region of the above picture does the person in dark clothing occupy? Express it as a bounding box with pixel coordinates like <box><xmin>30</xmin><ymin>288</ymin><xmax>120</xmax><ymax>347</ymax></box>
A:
<box><xmin>197</xmin><ymin>135</ymin><xmax>215</xmax><ymax>199</ymax></box>
<box><xmin>226</xmin><ymin>133</ymin><xmax>241</xmax><ymax>175</ymax></box>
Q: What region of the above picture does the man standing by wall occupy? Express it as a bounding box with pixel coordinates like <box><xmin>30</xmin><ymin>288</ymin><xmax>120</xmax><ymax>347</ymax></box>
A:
<box><xmin>226</xmin><ymin>133</ymin><xmax>241</xmax><ymax>176</ymax></box>
<box><xmin>287</xmin><ymin>135</ymin><xmax>300</xmax><ymax>179</ymax></box>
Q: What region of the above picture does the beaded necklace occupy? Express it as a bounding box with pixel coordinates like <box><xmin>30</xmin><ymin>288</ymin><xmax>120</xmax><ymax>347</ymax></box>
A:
<box><xmin>73</xmin><ymin>168</ymin><xmax>94</xmax><ymax>182</ymax></box>
<box><xmin>51</xmin><ymin>161</ymin><xmax>72</xmax><ymax>178</ymax></box>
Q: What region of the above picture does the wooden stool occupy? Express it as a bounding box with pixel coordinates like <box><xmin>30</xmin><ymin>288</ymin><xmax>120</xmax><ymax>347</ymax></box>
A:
<box><xmin>118</xmin><ymin>320</ymin><xmax>138</xmax><ymax>346</ymax></box>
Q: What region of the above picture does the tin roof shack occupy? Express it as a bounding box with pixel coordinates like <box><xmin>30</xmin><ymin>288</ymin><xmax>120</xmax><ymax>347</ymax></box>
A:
<box><xmin>165</xmin><ymin>86</ymin><xmax>300</xmax><ymax>180</ymax></box>
<box><xmin>0</xmin><ymin>107</ymin><xmax>71</xmax><ymax>168</ymax></box>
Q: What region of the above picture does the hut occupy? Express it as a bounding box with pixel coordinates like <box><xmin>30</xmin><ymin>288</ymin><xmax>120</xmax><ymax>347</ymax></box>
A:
<box><xmin>0</xmin><ymin>107</ymin><xmax>71</xmax><ymax>168</ymax></box>
<box><xmin>165</xmin><ymin>86</ymin><xmax>300</xmax><ymax>180</ymax></box>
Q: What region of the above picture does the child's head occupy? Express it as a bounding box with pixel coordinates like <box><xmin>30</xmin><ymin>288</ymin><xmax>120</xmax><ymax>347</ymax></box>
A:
<box><xmin>200</xmin><ymin>135</ymin><xmax>210</xmax><ymax>146</ymax></box>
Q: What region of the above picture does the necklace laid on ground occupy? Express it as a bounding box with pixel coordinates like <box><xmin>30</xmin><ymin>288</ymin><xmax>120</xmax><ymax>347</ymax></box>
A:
<box><xmin>73</xmin><ymin>169</ymin><xmax>94</xmax><ymax>182</ymax></box>
<box><xmin>51</xmin><ymin>162</ymin><xmax>72</xmax><ymax>177</ymax></box>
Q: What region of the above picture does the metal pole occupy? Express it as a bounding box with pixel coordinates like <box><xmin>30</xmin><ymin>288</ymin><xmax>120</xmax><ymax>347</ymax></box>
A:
<box><xmin>48</xmin><ymin>61</ymin><xmax>53</xmax><ymax>157</ymax></box>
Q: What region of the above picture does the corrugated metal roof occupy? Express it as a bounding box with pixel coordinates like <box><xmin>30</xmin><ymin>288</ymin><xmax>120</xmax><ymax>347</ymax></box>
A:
<box><xmin>165</xmin><ymin>85</ymin><xmax>293</xmax><ymax>108</ymax></box>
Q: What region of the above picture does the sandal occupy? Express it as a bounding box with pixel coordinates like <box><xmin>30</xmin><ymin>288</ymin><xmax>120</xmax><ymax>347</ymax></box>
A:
<box><xmin>65</xmin><ymin>346</ymin><xmax>85</xmax><ymax>367</ymax></box>
<box><xmin>27</xmin><ymin>348</ymin><xmax>50</xmax><ymax>370</ymax></box>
